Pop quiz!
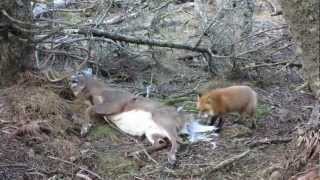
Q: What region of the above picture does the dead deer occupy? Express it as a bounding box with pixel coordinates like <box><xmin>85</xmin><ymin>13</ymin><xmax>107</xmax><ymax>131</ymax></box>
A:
<box><xmin>94</xmin><ymin>96</ymin><xmax>185</xmax><ymax>165</ymax></box>
<box><xmin>38</xmin><ymin>47</ymin><xmax>185</xmax><ymax>164</ymax></box>
<box><xmin>70</xmin><ymin>73</ymin><xmax>184</xmax><ymax>165</ymax></box>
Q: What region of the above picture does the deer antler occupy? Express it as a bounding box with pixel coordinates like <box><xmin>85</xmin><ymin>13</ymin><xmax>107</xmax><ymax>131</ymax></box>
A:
<box><xmin>35</xmin><ymin>46</ymin><xmax>90</xmax><ymax>82</ymax></box>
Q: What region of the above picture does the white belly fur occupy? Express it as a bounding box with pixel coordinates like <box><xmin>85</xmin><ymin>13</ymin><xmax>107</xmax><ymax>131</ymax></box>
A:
<box><xmin>107</xmin><ymin>110</ymin><xmax>170</xmax><ymax>144</ymax></box>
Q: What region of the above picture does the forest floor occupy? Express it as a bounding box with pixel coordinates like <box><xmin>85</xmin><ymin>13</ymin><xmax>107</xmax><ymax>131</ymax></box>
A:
<box><xmin>0</xmin><ymin>1</ymin><xmax>318</xmax><ymax>180</ymax></box>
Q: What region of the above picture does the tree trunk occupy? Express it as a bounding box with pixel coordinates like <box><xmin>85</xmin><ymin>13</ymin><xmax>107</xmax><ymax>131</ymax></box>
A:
<box><xmin>208</xmin><ymin>0</ymin><xmax>254</xmax><ymax>56</ymax></box>
<box><xmin>0</xmin><ymin>0</ymin><xmax>33</xmax><ymax>86</ymax></box>
<box><xmin>279</xmin><ymin>0</ymin><xmax>320</xmax><ymax>97</ymax></box>
<box><xmin>199</xmin><ymin>0</ymin><xmax>254</xmax><ymax>73</ymax></box>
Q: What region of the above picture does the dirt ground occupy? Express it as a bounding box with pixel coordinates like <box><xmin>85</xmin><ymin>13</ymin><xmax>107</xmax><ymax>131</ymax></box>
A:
<box><xmin>0</xmin><ymin>1</ymin><xmax>318</xmax><ymax>180</ymax></box>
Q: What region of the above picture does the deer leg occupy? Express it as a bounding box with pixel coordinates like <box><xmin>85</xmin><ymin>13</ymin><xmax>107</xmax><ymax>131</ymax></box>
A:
<box><xmin>81</xmin><ymin>101</ymin><xmax>94</xmax><ymax>137</ymax></box>
<box><xmin>148</xmin><ymin>134</ymin><xmax>178</xmax><ymax>166</ymax></box>
<box><xmin>146</xmin><ymin>137</ymin><xmax>168</xmax><ymax>153</ymax></box>
<box><xmin>126</xmin><ymin>135</ymin><xmax>168</xmax><ymax>160</ymax></box>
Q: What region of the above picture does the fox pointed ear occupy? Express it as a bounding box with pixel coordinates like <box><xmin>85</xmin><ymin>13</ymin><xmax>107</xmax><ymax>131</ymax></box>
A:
<box><xmin>207</xmin><ymin>97</ymin><xmax>213</xmax><ymax>103</ymax></box>
<box><xmin>197</xmin><ymin>93</ymin><xmax>202</xmax><ymax>102</ymax></box>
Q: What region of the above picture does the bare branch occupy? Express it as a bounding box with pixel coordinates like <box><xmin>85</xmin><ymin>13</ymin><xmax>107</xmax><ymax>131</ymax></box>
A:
<box><xmin>78</xmin><ymin>28</ymin><xmax>229</xmax><ymax>74</ymax></box>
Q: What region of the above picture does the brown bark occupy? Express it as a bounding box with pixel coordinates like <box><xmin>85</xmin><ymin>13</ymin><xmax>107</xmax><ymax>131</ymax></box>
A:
<box><xmin>279</xmin><ymin>0</ymin><xmax>320</xmax><ymax>97</ymax></box>
<box><xmin>207</xmin><ymin>0</ymin><xmax>255</xmax><ymax>56</ymax></box>
<box><xmin>0</xmin><ymin>0</ymin><xmax>33</xmax><ymax>86</ymax></box>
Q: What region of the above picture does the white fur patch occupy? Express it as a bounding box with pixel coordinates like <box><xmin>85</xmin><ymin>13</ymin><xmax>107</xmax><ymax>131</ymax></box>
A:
<box><xmin>95</xmin><ymin>96</ymin><xmax>104</xmax><ymax>104</ymax></box>
<box><xmin>109</xmin><ymin>110</ymin><xmax>170</xmax><ymax>144</ymax></box>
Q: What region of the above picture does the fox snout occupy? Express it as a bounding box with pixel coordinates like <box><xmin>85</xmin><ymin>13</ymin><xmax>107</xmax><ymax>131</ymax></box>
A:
<box><xmin>198</xmin><ymin>111</ymin><xmax>215</xmax><ymax>119</ymax></box>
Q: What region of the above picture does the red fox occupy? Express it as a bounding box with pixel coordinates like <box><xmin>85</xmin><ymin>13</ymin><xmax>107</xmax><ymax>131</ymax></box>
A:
<box><xmin>196</xmin><ymin>85</ymin><xmax>257</xmax><ymax>129</ymax></box>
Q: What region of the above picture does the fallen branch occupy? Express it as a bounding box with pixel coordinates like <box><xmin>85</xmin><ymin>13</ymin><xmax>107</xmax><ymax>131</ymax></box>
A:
<box><xmin>247</xmin><ymin>137</ymin><xmax>292</xmax><ymax>148</ymax></box>
<box><xmin>78</xmin><ymin>28</ymin><xmax>227</xmax><ymax>74</ymax></box>
<box><xmin>294</xmin><ymin>82</ymin><xmax>308</xmax><ymax>91</ymax></box>
<box><xmin>203</xmin><ymin>150</ymin><xmax>251</xmax><ymax>177</ymax></box>
<box><xmin>78</xmin><ymin>28</ymin><xmax>210</xmax><ymax>53</ymax></box>
<box><xmin>241</xmin><ymin>61</ymin><xmax>289</xmax><ymax>70</ymax></box>
<box><xmin>48</xmin><ymin>156</ymin><xmax>102</xmax><ymax>180</ymax></box>
<box><xmin>165</xmin><ymin>150</ymin><xmax>251</xmax><ymax>177</ymax></box>
<box><xmin>241</xmin><ymin>60</ymin><xmax>302</xmax><ymax>71</ymax></box>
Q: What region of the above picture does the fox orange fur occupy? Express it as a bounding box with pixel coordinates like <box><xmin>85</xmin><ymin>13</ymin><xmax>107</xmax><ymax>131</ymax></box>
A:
<box><xmin>196</xmin><ymin>85</ymin><xmax>257</xmax><ymax>129</ymax></box>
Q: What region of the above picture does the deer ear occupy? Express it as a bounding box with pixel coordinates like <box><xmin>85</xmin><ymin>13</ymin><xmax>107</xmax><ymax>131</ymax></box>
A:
<box><xmin>93</xmin><ymin>103</ymin><xmax>122</xmax><ymax>115</ymax></box>
<box><xmin>93</xmin><ymin>104</ymin><xmax>108</xmax><ymax>114</ymax></box>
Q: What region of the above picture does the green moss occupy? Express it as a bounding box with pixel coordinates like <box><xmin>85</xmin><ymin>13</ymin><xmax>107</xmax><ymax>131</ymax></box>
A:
<box><xmin>89</xmin><ymin>125</ymin><xmax>118</xmax><ymax>140</ymax></box>
<box><xmin>181</xmin><ymin>101</ymin><xmax>198</xmax><ymax>113</ymax></box>
<box><xmin>97</xmin><ymin>152</ymin><xmax>139</xmax><ymax>179</ymax></box>
<box><xmin>161</xmin><ymin>97</ymin><xmax>192</xmax><ymax>106</ymax></box>
<box><xmin>256</xmin><ymin>103</ymin><xmax>271</xmax><ymax>119</ymax></box>
<box><xmin>58</xmin><ymin>12</ymin><xmax>82</xmax><ymax>24</ymax></box>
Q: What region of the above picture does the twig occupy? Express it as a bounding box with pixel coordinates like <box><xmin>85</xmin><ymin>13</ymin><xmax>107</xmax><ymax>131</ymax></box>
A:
<box><xmin>266</xmin><ymin>43</ymin><xmax>294</xmax><ymax>56</ymax></box>
<box><xmin>164</xmin><ymin>150</ymin><xmax>251</xmax><ymax>177</ymax></box>
<box><xmin>76</xmin><ymin>172</ymin><xmax>93</xmax><ymax>180</ymax></box>
<box><xmin>46</xmin><ymin>1</ymin><xmax>97</xmax><ymax>13</ymax></box>
<box><xmin>1</xmin><ymin>10</ymin><xmax>46</xmax><ymax>28</ymax></box>
<box><xmin>241</xmin><ymin>61</ymin><xmax>289</xmax><ymax>70</ymax></box>
<box><xmin>247</xmin><ymin>137</ymin><xmax>292</xmax><ymax>148</ymax></box>
<box><xmin>48</xmin><ymin>156</ymin><xmax>102</xmax><ymax>180</ymax></box>
<box><xmin>0</xmin><ymin>164</ymin><xmax>29</xmax><ymax>168</ymax></box>
<box><xmin>194</xmin><ymin>11</ymin><xmax>221</xmax><ymax>48</ymax></box>
<box><xmin>290</xmin><ymin>166</ymin><xmax>320</xmax><ymax>179</ymax></box>
<box><xmin>228</xmin><ymin>25</ymin><xmax>288</xmax><ymax>47</ymax></box>
<box><xmin>203</xmin><ymin>150</ymin><xmax>251</xmax><ymax>177</ymax></box>
<box><xmin>78</xmin><ymin>28</ymin><xmax>229</xmax><ymax>74</ymax></box>
<box><xmin>94</xmin><ymin>0</ymin><xmax>113</xmax><ymax>27</ymax></box>
<box><xmin>78</xmin><ymin>28</ymin><xmax>216</xmax><ymax>54</ymax></box>
<box><xmin>295</xmin><ymin>82</ymin><xmax>308</xmax><ymax>91</ymax></box>
<box><xmin>237</xmin><ymin>38</ymin><xmax>283</xmax><ymax>57</ymax></box>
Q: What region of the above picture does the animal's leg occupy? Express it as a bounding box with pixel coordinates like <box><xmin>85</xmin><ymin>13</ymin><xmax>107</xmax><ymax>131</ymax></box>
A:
<box><xmin>146</xmin><ymin>137</ymin><xmax>168</xmax><ymax>153</ymax></box>
<box><xmin>236</xmin><ymin>113</ymin><xmax>246</xmax><ymax>124</ymax></box>
<box><xmin>215</xmin><ymin>116</ymin><xmax>224</xmax><ymax>133</ymax></box>
<box><xmin>249</xmin><ymin>108</ymin><xmax>257</xmax><ymax>129</ymax></box>
<box><xmin>126</xmin><ymin>134</ymin><xmax>168</xmax><ymax>160</ymax></box>
<box><xmin>81</xmin><ymin>101</ymin><xmax>94</xmax><ymax>137</ymax></box>
<box><xmin>251</xmin><ymin>117</ymin><xmax>257</xmax><ymax>129</ymax></box>
<box><xmin>245</xmin><ymin>104</ymin><xmax>257</xmax><ymax>129</ymax></box>
<box><xmin>217</xmin><ymin>116</ymin><xmax>224</xmax><ymax>128</ymax></box>
<box><xmin>209</xmin><ymin>115</ymin><xmax>219</xmax><ymax>126</ymax></box>
<box><xmin>146</xmin><ymin>133</ymin><xmax>178</xmax><ymax>166</ymax></box>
